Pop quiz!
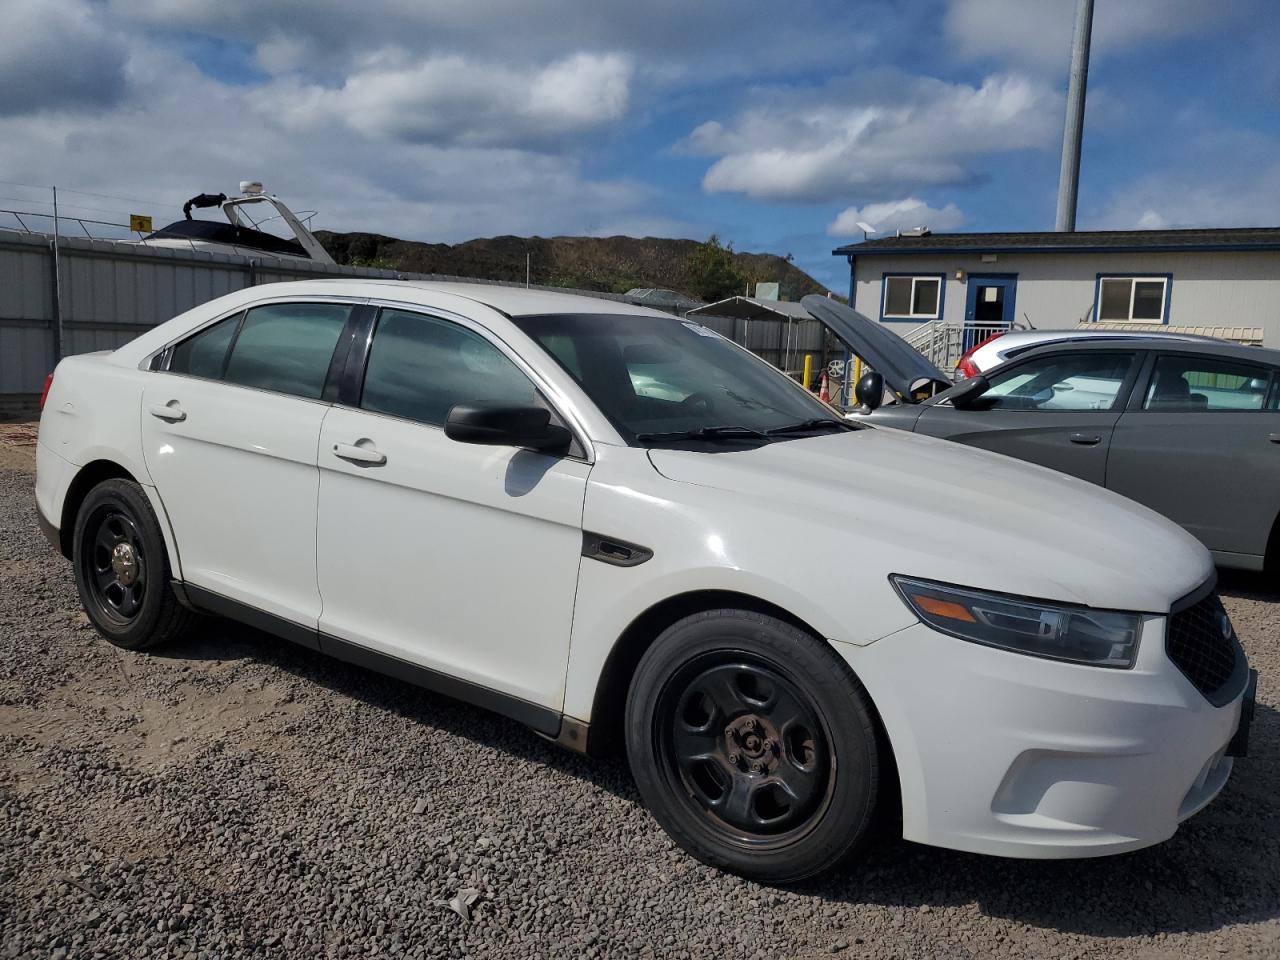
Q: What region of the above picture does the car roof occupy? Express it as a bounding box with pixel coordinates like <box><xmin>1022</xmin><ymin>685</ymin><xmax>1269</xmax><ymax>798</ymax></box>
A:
<box><xmin>1014</xmin><ymin>336</ymin><xmax>1280</xmax><ymax>366</ymax></box>
<box><xmin>299</xmin><ymin>278</ymin><xmax>675</xmax><ymax>319</ymax></box>
<box><xmin>989</xmin><ymin>328</ymin><xmax>1208</xmax><ymax>351</ymax></box>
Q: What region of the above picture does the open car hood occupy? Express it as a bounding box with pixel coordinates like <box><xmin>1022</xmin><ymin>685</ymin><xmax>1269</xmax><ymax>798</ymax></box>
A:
<box><xmin>800</xmin><ymin>295</ymin><xmax>951</xmax><ymax>397</ymax></box>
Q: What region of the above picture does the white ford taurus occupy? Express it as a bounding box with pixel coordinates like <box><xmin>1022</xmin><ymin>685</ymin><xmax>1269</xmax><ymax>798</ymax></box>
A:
<box><xmin>34</xmin><ymin>280</ymin><xmax>1254</xmax><ymax>882</ymax></box>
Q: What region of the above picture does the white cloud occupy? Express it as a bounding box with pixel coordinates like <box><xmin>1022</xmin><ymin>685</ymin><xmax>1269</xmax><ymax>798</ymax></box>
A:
<box><xmin>686</xmin><ymin>72</ymin><xmax>1059</xmax><ymax>202</ymax></box>
<box><xmin>108</xmin><ymin>0</ymin><xmax>872</xmax><ymax>86</ymax></box>
<box><xmin>827</xmin><ymin>198</ymin><xmax>965</xmax><ymax>236</ymax></box>
<box><xmin>0</xmin><ymin>0</ymin><xmax>128</xmax><ymax>114</ymax></box>
<box><xmin>1093</xmin><ymin>161</ymin><xmax>1280</xmax><ymax>232</ymax></box>
<box><xmin>0</xmin><ymin>35</ymin><xmax>652</xmax><ymax>244</ymax></box>
<box><xmin>317</xmin><ymin>52</ymin><xmax>633</xmax><ymax>147</ymax></box>
<box><xmin>945</xmin><ymin>0</ymin><xmax>1244</xmax><ymax>70</ymax></box>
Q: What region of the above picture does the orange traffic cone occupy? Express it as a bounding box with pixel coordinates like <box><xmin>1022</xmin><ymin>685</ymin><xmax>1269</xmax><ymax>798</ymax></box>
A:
<box><xmin>819</xmin><ymin>373</ymin><xmax>830</xmax><ymax>403</ymax></box>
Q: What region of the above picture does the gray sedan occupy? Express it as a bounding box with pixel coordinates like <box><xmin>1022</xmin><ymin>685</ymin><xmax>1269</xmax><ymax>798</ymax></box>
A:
<box><xmin>863</xmin><ymin>338</ymin><xmax>1280</xmax><ymax>572</ymax></box>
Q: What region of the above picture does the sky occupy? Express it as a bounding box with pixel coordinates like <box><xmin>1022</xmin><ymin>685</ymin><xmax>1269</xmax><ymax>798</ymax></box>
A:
<box><xmin>1</xmin><ymin>0</ymin><xmax>1278</xmax><ymax>291</ymax></box>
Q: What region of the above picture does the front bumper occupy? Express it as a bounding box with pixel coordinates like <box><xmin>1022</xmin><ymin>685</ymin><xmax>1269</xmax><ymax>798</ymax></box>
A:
<box><xmin>842</xmin><ymin>616</ymin><xmax>1249</xmax><ymax>859</ymax></box>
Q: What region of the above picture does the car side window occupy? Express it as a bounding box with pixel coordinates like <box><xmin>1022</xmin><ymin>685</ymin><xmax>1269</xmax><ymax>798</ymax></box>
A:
<box><xmin>979</xmin><ymin>353</ymin><xmax>1134</xmax><ymax>412</ymax></box>
<box><xmin>1144</xmin><ymin>355</ymin><xmax>1274</xmax><ymax>412</ymax></box>
<box><xmin>167</xmin><ymin>313</ymin><xmax>241</xmax><ymax>380</ymax></box>
<box><xmin>221</xmin><ymin>303</ymin><xmax>352</xmax><ymax>400</ymax></box>
<box><xmin>360</xmin><ymin>309</ymin><xmax>540</xmax><ymax>426</ymax></box>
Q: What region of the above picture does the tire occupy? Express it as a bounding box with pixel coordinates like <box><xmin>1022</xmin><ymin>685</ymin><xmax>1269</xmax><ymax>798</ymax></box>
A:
<box><xmin>72</xmin><ymin>478</ymin><xmax>193</xmax><ymax>651</ymax></box>
<box><xmin>625</xmin><ymin>609</ymin><xmax>881</xmax><ymax>884</ymax></box>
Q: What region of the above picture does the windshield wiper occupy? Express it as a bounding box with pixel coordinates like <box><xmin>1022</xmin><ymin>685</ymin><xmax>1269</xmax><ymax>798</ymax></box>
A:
<box><xmin>765</xmin><ymin>418</ymin><xmax>851</xmax><ymax>435</ymax></box>
<box><xmin>634</xmin><ymin>425</ymin><xmax>771</xmax><ymax>445</ymax></box>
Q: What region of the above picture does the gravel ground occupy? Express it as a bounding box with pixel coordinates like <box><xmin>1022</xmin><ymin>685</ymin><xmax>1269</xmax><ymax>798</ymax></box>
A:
<box><xmin>1</xmin><ymin>436</ymin><xmax>1278</xmax><ymax>959</ymax></box>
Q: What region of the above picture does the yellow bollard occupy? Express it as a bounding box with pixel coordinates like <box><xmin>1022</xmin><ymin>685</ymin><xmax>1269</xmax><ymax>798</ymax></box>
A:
<box><xmin>802</xmin><ymin>354</ymin><xmax>813</xmax><ymax>391</ymax></box>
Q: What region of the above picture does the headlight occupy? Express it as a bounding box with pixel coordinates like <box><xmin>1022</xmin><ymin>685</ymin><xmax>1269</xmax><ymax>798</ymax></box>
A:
<box><xmin>891</xmin><ymin>576</ymin><xmax>1141</xmax><ymax>668</ymax></box>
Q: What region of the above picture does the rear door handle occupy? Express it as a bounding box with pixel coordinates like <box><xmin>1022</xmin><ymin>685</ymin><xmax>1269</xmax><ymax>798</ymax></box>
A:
<box><xmin>332</xmin><ymin>441</ymin><xmax>387</xmax><ymax>467</ymax></box>
<box><xmin>1270</xmin><ymin>433</ymin><xmax>1280</xmax><ymax>444</ymax></box>
<box><xmin>1069</xmin><ymin>433</ymin><xmax>1102</xmax><ymax>446</ymax></box>
<box><xmin>148</xmin><ymin>401</ymin><xmax>186</xmax><ymax>423</ymax></box>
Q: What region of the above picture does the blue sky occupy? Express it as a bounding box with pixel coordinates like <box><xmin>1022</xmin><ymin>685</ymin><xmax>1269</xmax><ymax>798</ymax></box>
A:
<box><xmin>2</xmin><ymin>0</ymin><xmax>1278</xmax><ymax>291</ymax></box>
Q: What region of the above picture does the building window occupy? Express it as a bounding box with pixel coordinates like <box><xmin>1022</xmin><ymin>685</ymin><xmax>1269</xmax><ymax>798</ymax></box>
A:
<box><xmin>1096</xmin><ymin>276</ymin><xmax>1169</xmax><ymax>322</ymax></box>
<box><xmin>882</xmin><ymin>275</ymin><xmax>942</xmax><ymax>320</ymax></box>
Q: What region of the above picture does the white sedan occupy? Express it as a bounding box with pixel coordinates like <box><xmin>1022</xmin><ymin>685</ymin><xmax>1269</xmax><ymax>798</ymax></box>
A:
<box><xmin>34</xmin><ymin>281</ymin><xmax>1254</xmax><ymax>882</ymax></box>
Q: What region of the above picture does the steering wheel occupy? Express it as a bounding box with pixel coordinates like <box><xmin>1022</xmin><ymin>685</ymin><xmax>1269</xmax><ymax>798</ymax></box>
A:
<box><xmin>679</xmin><ymin>391</ymin><xmax>715</xmax><ymax>414</ymax></box>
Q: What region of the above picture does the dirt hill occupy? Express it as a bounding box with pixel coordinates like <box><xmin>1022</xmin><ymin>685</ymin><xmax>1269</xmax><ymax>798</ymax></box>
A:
<box><xmin>314</xmin><ymin>231</ymin><xmax>832</xmax><ymax>302</ymax></box>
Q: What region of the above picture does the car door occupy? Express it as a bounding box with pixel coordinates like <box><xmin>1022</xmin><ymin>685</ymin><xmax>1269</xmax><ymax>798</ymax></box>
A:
<box><xmin>1108</xmin><ymin>351</ymin><xmax>1280</xmax><ymax>563</ymax></box>
<box><xmin>141</xmin><ymin>300</ymin><xmax>357</xmax><ymax>633</ymax></box>
<box><xmin>315</xmin><ymin>306</ymin><xmax>591</xmax><ymax>712</ymax></box>
<box><xmin>912</xmin><ymin>350</ymin><xmax>1140</xmax><ymax>484</ymax></box>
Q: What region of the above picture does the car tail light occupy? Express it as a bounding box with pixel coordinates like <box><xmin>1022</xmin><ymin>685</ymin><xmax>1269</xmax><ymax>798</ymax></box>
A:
<box><xmin>39</xmin><ymin>372</ymin><xmax>54</xmax><ymax>410</ymax></box>
<box><xmin>954</xmin><ymin>331</ymin><xmax>1006</xmax><ymax>379</ymax></box>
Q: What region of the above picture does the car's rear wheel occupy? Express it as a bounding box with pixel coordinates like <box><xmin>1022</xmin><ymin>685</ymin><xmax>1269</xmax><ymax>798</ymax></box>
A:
<box><xmin>72</xmin><ymin>478</ymin><xmax>193</xmax><ymax>650</ymax></box>
<box><xmin>625</xmin><ymin>608</ymin><xmax>882</xmax><ymax>883</ymax></box>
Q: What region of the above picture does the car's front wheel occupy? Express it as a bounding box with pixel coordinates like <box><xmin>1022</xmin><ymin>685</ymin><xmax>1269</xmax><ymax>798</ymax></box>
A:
<box><xmin>625</xmin><ymin>609</ymin><xmax>882</xmax><ymax>883</ymax></box>
<box><xmin>72</xmin><ymin>478</ymin><xmax>193</xmax><ymax>650</ymax></box>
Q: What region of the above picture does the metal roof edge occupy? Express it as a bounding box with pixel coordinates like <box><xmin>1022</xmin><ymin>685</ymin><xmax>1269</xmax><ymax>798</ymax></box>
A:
<box><xmin>831</xmin><ymin>242</ymin><xmax>1280</xmax><ymax>257</ymax></box>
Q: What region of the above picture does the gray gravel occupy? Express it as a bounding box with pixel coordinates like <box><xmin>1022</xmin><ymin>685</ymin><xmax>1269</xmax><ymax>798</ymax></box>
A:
<box><xmin>1</xmin><ymin>441</ymin><xmax>1278</xmax><ymax>959</ymax></box>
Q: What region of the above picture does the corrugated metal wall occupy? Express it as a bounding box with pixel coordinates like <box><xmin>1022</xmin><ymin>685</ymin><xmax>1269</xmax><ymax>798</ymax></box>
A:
<box><xmin>0</xmin><ymin>231</ymin><xmax>634</xmax><ymax>399</ymax></box>
<box><xmin>695</xmin><ymin>313</ymin><xmax>833</xmax><ymax>376</ymax></box>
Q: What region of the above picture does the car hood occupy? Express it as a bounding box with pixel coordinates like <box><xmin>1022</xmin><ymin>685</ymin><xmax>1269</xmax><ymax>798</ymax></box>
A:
<box><xmin>647</xmin><ymin>427</ymin><xmax>1212</xmax><ymax>614</ymax></box>
<box><xmin>801</xmin><ymin>295</ymin><xmax>951</xmax><ymax>396</ymax></box>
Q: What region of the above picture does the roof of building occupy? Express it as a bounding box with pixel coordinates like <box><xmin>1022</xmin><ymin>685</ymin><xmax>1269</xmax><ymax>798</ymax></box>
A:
<box><xmin>623</xmin><ymin>287</ymin><xmax>704</xmax><ymax>312</ymax></box>
<box><xmin>832</xmin><ymin>226</ymin><xmax>1280</xmax><ymax>257</ymax></box>
<box><xmin>685</xmin><ymin>296</ymin><xmax>814</xmax><ymax>322</ymax></box>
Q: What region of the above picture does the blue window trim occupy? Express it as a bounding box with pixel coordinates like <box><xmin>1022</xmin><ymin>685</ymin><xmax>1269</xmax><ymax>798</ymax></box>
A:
<box><xmin>879</xmin><ymin>272</ymin><xmax>946</xmax><ymax>324</ymax></box>
<box><xmin>1091</xmin><ymin>273</ymin><xmax>1173</xmax><ymax>324</ymax></box>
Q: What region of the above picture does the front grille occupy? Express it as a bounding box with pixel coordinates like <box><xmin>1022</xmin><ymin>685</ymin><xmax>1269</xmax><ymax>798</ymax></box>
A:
<box><xmin>1166</xmin><ymin>592</ymin><xmax>1239</xmax><ymax>705</ymax></box>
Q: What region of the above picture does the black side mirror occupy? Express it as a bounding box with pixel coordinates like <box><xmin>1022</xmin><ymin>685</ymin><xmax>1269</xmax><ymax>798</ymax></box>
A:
<box><xmin>854</xmin><ymin>371</ymin><xmax>885</xmax><ymax>411</ymax></box>
<box><xmin>946</xmin><ymin>375</ymin><xmax>991</xmax><ymax>409</ymax></box>
<box><xmin>444</xmin><ymin>403</ymin><xmax>572</xmax><ymax>455</ymax></box>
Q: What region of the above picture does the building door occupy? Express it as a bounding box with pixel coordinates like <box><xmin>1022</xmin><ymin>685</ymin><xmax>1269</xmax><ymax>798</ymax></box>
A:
<box><xmin>963</xmin><ymin>275</ymin><xmax>1017</xmax><ymax>351</ymax></box>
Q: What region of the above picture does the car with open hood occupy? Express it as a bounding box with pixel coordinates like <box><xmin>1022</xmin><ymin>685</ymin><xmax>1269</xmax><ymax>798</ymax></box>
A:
<box><xmin>855</xmin><ymin>334</ymin><xmax>1280</xmax><ymax>572</ymax></box>
<box><xmin>35</xmin><ymin>280</ymin><xmax>1254</xmax><ymax>882</ymax></box>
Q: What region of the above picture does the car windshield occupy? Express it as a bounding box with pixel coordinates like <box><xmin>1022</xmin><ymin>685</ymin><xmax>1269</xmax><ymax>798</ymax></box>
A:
<box><xmin>512</xmin><ymin>313</ymin><xmax>846</xmax><ymax>446</ymax></box>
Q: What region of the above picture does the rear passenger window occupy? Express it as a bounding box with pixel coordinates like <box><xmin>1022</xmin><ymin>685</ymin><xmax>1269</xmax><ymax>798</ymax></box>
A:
<box><xmin>168</xmin><ymin>313</ymin><xmax>240</xmax><ymax>379</ymax></box>
<box><xmin>360</xmin><ymin>309</ymin><xmax>539</xmax><ymax>425</ymax></box>
<box><xmin>1144</xmin><ymin>355</ymin><xmax>1273</xmax><ymax>412</ymax></box>
<box><xmin>222</xmin><ymin>303</ymin><xmax>351</xmax><ymax>400</ymax></box>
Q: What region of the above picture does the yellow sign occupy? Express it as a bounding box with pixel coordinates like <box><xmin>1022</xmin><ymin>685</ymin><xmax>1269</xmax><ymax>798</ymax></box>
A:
<box><xmin>129</xmin><ymin>214</ymin><xmax>153</xmax><ymax>233</ymax></box>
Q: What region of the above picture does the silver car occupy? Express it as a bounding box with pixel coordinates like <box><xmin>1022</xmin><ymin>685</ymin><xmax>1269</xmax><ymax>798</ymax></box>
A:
<box><xmin>861</xmin><ymin>338</ymin><xmax>1280</xmax><ymax>572</ymax></box>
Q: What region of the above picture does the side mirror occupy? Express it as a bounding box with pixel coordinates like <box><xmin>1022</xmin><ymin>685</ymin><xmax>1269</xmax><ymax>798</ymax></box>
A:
<box><xmin>854</xmin><ymin>371</ymin><xmax>884</xmax><ymax>411</ymax></box>
<box><xmin>945</xmin><ymin>375</ymin><xmax>991</xmax><ymax>409</ymax></box>
<box><xmin>444</xmin><ymin>403</ymin><xmax>572</xmax><ymax>455</ymax></box>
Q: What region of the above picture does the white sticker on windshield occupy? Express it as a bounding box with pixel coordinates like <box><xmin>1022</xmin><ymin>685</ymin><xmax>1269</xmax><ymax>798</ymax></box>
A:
<box><xmin>681</xmin><ymin>321</ymin><xmax>722</xmax><ymax>338</ymax></box>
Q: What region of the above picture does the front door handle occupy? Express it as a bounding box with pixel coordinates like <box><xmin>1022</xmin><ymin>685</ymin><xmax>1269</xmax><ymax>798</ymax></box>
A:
<box><xmin>332</xmin><ymin>441</ymin><xmax>387</xmax><ymax>467</ymax></box>
<box><xmin>1069</xmin><ymin>433</ymin><xmax>1102</xmax><ymax>446</ymax></box>
<box><xmin>148</xmin><ymin>401</ymin><xmax>186</xmax><ymax>423</ymax></box>
<box><xmin>1269</xmin><ymin>433</ymin><xmax>1280</xmax><ymax>444</ymax></box>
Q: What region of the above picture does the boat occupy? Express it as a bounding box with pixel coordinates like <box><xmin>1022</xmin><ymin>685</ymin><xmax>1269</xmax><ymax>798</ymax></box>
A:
<box><xmin>138</xmin><ymin>181</ymin><xmax>335</xmax><ymax>264</ymax></box>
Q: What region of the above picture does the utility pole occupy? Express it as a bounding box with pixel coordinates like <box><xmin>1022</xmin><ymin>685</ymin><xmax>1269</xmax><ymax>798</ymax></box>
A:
<box><xmin>1054</xmin><ymin>0</ymin><xmax>1094</xmax><ymax>232</ymax></box>
<box><xmin>51</xmin><ymin>185</ymin><xmax>64</xmax><ymax>363</ymax></box>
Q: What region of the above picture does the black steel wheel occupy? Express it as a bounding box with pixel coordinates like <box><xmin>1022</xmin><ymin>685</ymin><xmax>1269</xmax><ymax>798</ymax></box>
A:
<box><xmin>659</xmin><ymin>658</ymin><xmax>830</xmax><ymax>840</ymax></box>
<box><xmin>626</xmin><ymin>609</ymin><xmax>882</xmax><ymax>883</ymax></box>
<box><xmin>82</xmin><ymin>507</ymin><xmax>148</xmax><ymax>624</ymax></box>
<box><xmin>72</xmin><ymin>478</ymin><xmax>193</xmax><ymax>650</ymax></box>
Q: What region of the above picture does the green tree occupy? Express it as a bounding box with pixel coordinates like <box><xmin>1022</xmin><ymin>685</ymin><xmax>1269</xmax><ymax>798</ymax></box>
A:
<box><xmin>685</xmin><ymin>234</ymin><xmax>747</xmax><ymax>302</ymax></box>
